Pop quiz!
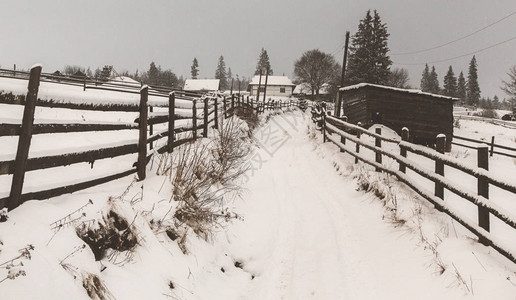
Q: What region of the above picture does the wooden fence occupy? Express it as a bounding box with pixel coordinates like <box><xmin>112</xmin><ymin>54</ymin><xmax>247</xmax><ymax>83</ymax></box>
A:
<box><xmin>320</xmin><ymin>112</ymin><xmax>516</xmax><ymax>264</ymax></box>
<box><xmin>453</xmin><ymin>134</ymin><xmax>516</xmax><ymax>159</ymax></box>
<box><xmin>222</xmin><ymin>93</ymin><xmax>300</xmax><ymax>118</ymax></box>
<box><xmin>0</xmin><ymin>65</ymin><xmax>220</xmax><ymax>210</ymax></box>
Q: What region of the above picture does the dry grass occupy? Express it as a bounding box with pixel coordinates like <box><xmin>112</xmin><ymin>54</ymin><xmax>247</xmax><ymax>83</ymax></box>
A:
<box><xmin>155</xmin><ymin>117</ymin><xmax>251</xmax><ymax>242</ymax></box>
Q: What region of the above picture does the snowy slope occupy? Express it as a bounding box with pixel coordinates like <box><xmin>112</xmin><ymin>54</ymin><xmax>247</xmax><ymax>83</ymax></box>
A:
<box><xmin>1</xmin><ymin>111</ymin><xmax>516</xmax><ymax>299</ymax></box>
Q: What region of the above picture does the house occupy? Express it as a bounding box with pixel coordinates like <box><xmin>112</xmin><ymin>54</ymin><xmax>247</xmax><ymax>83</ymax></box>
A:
<box><xmin>249</xmin><ymin>75</ymin><xmax>295</xmax><ymax>97</ymax></box>
<box><xmin>339</xmin><ymin>83</ymin><xmax>457</xmax><ymax>151</ymax></box>
<box><xmin>293</xmin><ymin>83</ymin><xmax>330</xmax><ymax>101</ymax></box>
<box><xmin>183</xmin><ymin>79</ymin><xmax>220</xmax><ymax>93</ymax></box>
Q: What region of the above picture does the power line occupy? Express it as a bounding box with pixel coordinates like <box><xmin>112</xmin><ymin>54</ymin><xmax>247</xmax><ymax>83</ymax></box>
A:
<box><xmin>393</xmin><ymin>34</ymin><xmax>516</xmax><ymax>66</ymax></box>
<box><xmin>391</xmin><ymin>11</ymin><xmax>516</xmax><ymax>56</ymax></box>
<box><xmin>330</xmin><ymin>41</ymin><xmax>346</xmax><ymax>57</ymax></box>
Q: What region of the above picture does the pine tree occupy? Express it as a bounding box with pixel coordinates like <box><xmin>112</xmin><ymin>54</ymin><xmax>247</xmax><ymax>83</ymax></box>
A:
<box><xmin>254</xmin><ymin>48</ymin><xmax>273</xmax><ymax>75</ymax></box>
<box><xmin>100</xmin><ymin>65</ymin><xmax>112</xmax><ymax>82</ymax></box>
<box><xmin>190</xmin><ymin>58</ymin><xmax>199</xmax><ymax>79</ymax></box>
<box><xmin>227</xmin><ymin>67</ymin><xmax>233</xmax><ymax>84</ymax></box>
<box><xmin>347</xmin><ymin>10</ymin><xmax>392</xmax><ymax>85</ymax></box>
<box><xmin>420</xmin><ymin>64</ymin><xmax>430</xmax><ymax>92</ymax></box>
<box><xmin>457</xmin><ymin>71</ymin><xmax>466</xmax><ymax>101</ymax></box>
<box><xmin>492</xmin><ymin>95</ymin><xmax>500</xmax><ymax>109</ymax></box>
<box><xmin>147</xmin><ymin>62</ymin><xmax>160</xmax><ymax>86</ymax></box>
<box><xmin>466</xmin><ymin>56</ymin><xmax>481</xmax><ymax>106</ymax></box>
<box><xmin>428</xmin><ymin>66</ymin><xmax>440</xmax><ymax>94</ymax></box>
<box><xmin>215</xmin><ymin>56</ymin><xmax>228</xmax><ymax>91</ymax></box>
<box><xmin>443</xmin><ymin>65</ymin><xmax>457</xmax><ymax>97</ymax></box>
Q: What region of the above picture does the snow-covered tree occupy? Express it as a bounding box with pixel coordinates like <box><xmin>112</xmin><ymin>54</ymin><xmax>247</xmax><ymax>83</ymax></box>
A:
<box><xmin>147</xmin><ymin>62</ymin><xmax>160</xmax><ymax>86</ymax></box>
<box><xmin>428</xmin><ymin>66</ymin><xmax>440</xmax><ymax>94</ymax></box>
<box><xmin>294</xmin><ymin>49</ymin><xmax>340</xmax><ymax>99</ymax></box>
<box><xmin>191</xmin><ymin>58</ymin><xmax>199</xmax><ymax>79</ymax></box>
<box><xmin>443</xmin><ymin>66</ymin><xmax>457</xmax><ymax>97</ymax></box>
<box><xmin>457</xmin><ymin>71</ymin><xmax>466</xmax><ymax>101</ymax></box>
<box><xmin>254</xmin><ymin>48</ymin><xmax>273</xmax><ymax>75</ymax></box>
<box><xmin>420</xmin><ymin>64</ymin><xmax>430</xmax><ymax>92</ymax></box>
<box><xmin>215</xmin><ymin>56</ymin><xmax>228</xmax><ymax>91</ymax></box>
<box><xmin>466</xmin><ymin>56</ymin><xmax>481</xmax><ymax>106</ymax></box>
<box><xmin>346</xmin><ymin>10</ymin><xmax>392</xmax><ymax>85</ymax></box>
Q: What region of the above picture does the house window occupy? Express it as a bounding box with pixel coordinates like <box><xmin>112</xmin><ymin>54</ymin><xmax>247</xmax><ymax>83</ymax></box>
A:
<box><xmin>259</xmin><ymin>87</ymin><xmax>265</xmax><ymax>92</ymax></box>
<box><xmin>280</xmin><ymin>87</ymin><xmax>286</xmax><ymax>93</ymax></box>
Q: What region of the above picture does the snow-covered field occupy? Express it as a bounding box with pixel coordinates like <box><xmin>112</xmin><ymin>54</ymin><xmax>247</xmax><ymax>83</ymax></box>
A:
<box><xmin>1</xmin><ymin>77</ymin><xmax>516</xmax><ymax>299</ymax></box>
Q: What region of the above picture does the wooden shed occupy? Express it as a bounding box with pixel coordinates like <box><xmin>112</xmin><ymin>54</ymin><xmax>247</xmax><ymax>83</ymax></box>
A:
<box><xmin>339</xmin><ymin>83</ymin><xmax>457</xmax><ymax>151</ymax></box>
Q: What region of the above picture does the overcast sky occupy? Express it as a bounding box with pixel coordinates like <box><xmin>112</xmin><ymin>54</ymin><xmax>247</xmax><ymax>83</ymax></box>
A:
<box><xmin>1</xmin><ymin>0</ymin><xmax>515</xmax><ymax>98</ymax></box>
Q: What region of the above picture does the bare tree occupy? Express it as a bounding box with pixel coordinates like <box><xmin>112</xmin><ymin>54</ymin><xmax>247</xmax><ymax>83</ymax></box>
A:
<box><xmin>501</xmin><ymin>65</ymin><xmax>516</xmax><ymax>108</ymax></box>
<box><xmin>294</xmin><ymin>49</ymin><xmax>340</xmax><ymax>100</ymax></box>
<box><xmin>388</xmin><ymin>68</ymin><xmax>410</xmax><ymax>89</ymax></box>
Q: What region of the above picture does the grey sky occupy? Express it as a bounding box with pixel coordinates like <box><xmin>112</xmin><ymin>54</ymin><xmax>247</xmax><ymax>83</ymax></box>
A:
<box><xmin>1</xmin><ymin>0</ymin><xmax>515</xmax><ymax>98</ymax></box>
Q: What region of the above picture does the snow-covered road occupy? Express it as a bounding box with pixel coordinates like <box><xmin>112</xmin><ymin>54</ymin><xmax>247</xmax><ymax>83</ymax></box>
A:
<box><xmin>223</xmin><ymin>112</ymin><xmax>463</xmax><ymax>299</ymax></box>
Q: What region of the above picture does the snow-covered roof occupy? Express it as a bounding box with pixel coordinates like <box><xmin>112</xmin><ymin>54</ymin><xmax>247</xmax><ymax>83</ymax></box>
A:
<box><xmin>249</xmin><ymin>75</ymin><xmax>295</xmax><ymax>86</ymax></box>
<box><xmin>340</xmin><ymin>83</ymin><xmax>459</xmax><ymax>101</ymax></box>
<box><xmin>184</xmin><ymin>79</ymin><xmax>220</xmax><ymax>91</ymax></box>
<box><xmin>293</xmin><ymin>83</ymin><xmax>329</xmax><ymax>95</ymax></box>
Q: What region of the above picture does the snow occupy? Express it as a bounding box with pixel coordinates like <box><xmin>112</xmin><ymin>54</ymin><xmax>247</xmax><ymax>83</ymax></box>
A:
<box><xmin>340</xmin><ymin>83</ymin><xmax>459</xmax><ymax>101</ymax></box>
<box><xmin>183</xmin><ymin>79</ymin><xmax>220</xmax><ymax>91</ymax></box>
<box><xmin>2</xmin><ymin>105</ymin><xmax>516</xmax><ymax>299</ymax></box>
<box><xmin>0</xmin><ymin>76</ymin><xmax>174</xmax><ymax>108</ymax></box>
<box><xmin>293</xmin><ymin>83</ymin><xmax>329</xmax><ymax>95</ymax></box>
<box><xmin>249</xmin><ymin>75</ymin><xmax>295</xmax><ymax>86</ymax></box>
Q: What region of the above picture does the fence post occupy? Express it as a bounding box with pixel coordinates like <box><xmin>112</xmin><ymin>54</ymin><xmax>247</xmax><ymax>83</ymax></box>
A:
<box><xmin>490</xmin><ymin>136</ymin><xmax>495</xmax><ymax>157</ymax></box>
<box><xmin>355</xmin><ymin>122</ymin><xmax>362</xmax><ymax>164</ymax></box>
<box><xmin>478</xmin><ymin>144</ymin><xmax>490</xmax><ymax>244</ymax></box>
<box><xmin>223</xmin><ymin>96</ymin><xmax>227</xmax><ymax>118</ymax></box>
<box><xmin>203</xmin><ymin>98</ymin><xmax>209</xmax><ymax>138</ymax></box>
<box><xmin>399</xmin><ymin>127</ymin><xmax>409</xmax><ymax>173</ymax></box>
<box><xmin>137</xmin><ymin>86</ymin><xmax>148</xmax><ymax>181</ymax></box>
<box><xmin>247</xmin><ymin>96</ymin><xmax>250</xmax><ymax>108</ymax></box>
<box><xmin>214</xmin><ymin>96</ymin><xmax>219</xmax><ymax>130</ymax></box>
<box><xmin>168</xmin><ymin>92</ymin><xmax>175</xmax><ymax>152</ymax></box>
<box><xmin>435</xmin><ymin>134</ymin><xmax>446</xmax><ymax>200</ymax></box>
<box><xmin>322</xmin><ymin>111</ymin><xmax>327</xmax><ymax>143</ymax></box>
<box><xmin>149</xmin><ymin>105</ymin><xmax>154</xmax><ymax>150</ymax></box>
<box><xmin>8</xmin><ymin>65</ymin><xmax>42</xmax><ymax>210</ymax></box>
<box><xmin>339</xmin><ymin>117</ymin><xmax>347</xmax><ymax>153</ymax></box>
<box><xmin>192</xmin><ymin>99</ymin><xmax>198</xmax><ymax>140</ymax></box>
<box><xmin>375</xmin><ymin>127</ymin><xmax>382</xmax><ymax>171</ymax></box>
<box><xmin>231</xmin><ymin>94</ymin><xmax>235</xmax><ymax>114</ymax></box>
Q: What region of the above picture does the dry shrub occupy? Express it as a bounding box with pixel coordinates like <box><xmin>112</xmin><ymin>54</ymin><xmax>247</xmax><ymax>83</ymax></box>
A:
<box><xmin>156</xmin><ymin>117</ymin><xmax>251</xmax><ymax>241</ymax></box>
<box><xmin>76</xmin><ymin>210</ymin><xmax>138</xmax><ymax>261</ymax></box>
<box><xmin>82</xmin><ymin>273</ymin><xmax>115</xmax><ymax>300</ymax></box>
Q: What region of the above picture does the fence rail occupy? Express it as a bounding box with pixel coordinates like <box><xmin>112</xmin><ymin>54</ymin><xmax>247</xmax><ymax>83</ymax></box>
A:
<box><xmin>452</xmin><ymin>134</ymin><xmax>516</xmax><ymax>159</ymax></box>
<box><xmin>0</xmin><ymin>65</ymin><xmax>219</xmax><ymax>210</ymax></box>
<box><xmin>321</xmin><ymin>113</ymin><xmax>516</xmax><ymax>264</ymax></box>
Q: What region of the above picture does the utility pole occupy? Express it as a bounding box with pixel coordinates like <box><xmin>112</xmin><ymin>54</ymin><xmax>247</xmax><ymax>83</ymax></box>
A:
<box><xmin>262</xmin><ymin>69</ymin><xmax>269</xmax><ymax>102</ymax></box>
<box><xmin>256</xmin><ymin>70</ymin><xmax>262</xmax><ymax>101</ymax></box>
<box><xmin>335</xmin><ymin>31</ymin><xmax>350</xmax><ymax>117</ymax></box>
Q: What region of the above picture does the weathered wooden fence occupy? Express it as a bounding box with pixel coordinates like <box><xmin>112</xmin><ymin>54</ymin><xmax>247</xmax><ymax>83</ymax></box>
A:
<box><xmin>0</xmin><ymin>65</ymin><xmax>220</xmax><ymax>210</ymax></box>
<box><xmin>320</xmin><ymin>113</ymin><xmax>516</xmax><ymax>264</ymax></box>
<box><xmin>452</xmin><ymin>134</ymin><xmax>516</xmax><ymax>159</ymax></box>
<box><xmin>222</xmin><ymin>94</ymin><xmax>299</xmax><ymax>118</ymax></box>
